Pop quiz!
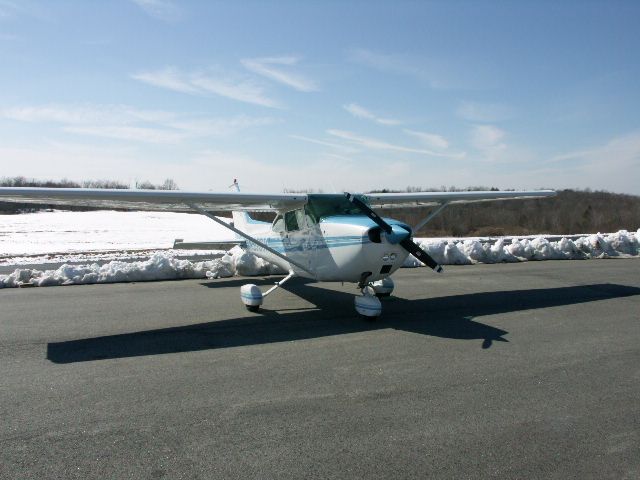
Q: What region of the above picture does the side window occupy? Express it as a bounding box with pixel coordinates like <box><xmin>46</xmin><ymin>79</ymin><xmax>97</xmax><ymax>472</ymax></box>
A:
<box><xmin>284</xmin><ymin>211</ymin><xmax>299</xmax><ymax>231</ymax></box>
<box><xmin>272</xmin><ymin>214</ymin><xmax>285</xmax><ymax>233</ymax></box>
<box><xmin>303</xmin><ymin>204</ymin><xmax>317</xmax><ymax>225</ymax></box>
<box><xmin>295</xmin><ymin>209</ymin><xmax>307</xmax><ymax>230</ymax></box>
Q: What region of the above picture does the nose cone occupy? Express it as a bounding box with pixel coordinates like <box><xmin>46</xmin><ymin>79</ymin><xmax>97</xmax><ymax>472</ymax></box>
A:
<box><xmin>385</xmin><ymin>224</ymin><xmax>410</xmax><ymax>244</ymax></box>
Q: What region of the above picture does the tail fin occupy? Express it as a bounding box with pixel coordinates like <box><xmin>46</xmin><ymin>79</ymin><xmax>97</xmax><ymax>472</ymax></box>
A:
<box><xmin>232</xmin><ymin>211</ymin><xmax>251</xmax><ymax>232</ymax></box>
<box><xmin>230</xmin><ymin>179</ymin><xmax>266</xmax><ymax>234</ymax></box>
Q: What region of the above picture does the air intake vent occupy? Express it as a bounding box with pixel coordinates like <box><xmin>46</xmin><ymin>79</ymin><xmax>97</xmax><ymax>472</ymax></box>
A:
<box><xmin>368</xmin><ymin>227</ymin><xmax>382</xmax><ymax>243</ymax></box>
<box><xmin>380</xmin><ymin>265</ymin><xmax>392</xmax><ymax>274</ymax></box>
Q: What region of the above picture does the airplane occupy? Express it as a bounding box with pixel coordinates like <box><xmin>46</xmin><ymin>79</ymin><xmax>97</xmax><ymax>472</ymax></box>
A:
<box><xmin>0</xmin><ymin>183</ymin><xmax>555</xmax><ymax>318</ymax></box>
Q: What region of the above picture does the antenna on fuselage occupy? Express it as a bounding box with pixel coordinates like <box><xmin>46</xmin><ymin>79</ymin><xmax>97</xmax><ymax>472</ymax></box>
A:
<box><xmin>229</xmin><ymin>179</ymin><xmax>240</xmax><ymax>192</ymax></box>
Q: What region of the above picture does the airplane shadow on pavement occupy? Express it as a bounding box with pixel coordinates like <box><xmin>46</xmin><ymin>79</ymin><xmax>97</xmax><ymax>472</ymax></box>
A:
<box><xmin>47</xmin><ymin>282</ymin><xmax>640</xmax><ymax>363</ymax></box>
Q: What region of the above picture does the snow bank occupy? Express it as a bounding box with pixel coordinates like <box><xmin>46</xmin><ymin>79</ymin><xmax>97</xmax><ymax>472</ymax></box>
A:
<box><xmin>0</xmin><ymin>249</ymin><xmax>224</xmax><ymax>267</ymax></box>
<box><xmin>0</xmin><ymin>246</ymin><xmax>284</xmax><ymax>289</ymax></box>
<box><xmin>403</xmin><ymin>229</ymin><xmax>640</xmax><ymax>267</ymax></box>
<box><xmin>1</xmin><ymin>231</ymin><xmax>637</xmax><ymax>289</ymax></box>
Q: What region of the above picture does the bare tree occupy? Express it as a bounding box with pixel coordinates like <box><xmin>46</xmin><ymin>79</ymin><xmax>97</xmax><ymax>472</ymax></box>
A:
<box><xmin>159</xmin><ymin>178</ymin><xmax>179</xmax><ymax>190</ymax></box>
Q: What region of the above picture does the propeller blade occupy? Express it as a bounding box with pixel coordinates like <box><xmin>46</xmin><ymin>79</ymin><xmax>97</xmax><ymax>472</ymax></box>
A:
<box><xmin>345</xmin><ymin>193</ymin><xmax>392</xmax><ymax>233</ymax></box>
<box><xmin>345</xmin><ymin>192</ymin><xmax>443</xmax><ymax>273</ymax></box>
<box><xmin>399</xmin><ymin>238</ymin><xmax>443</xmax><ymax>273</ymax></box>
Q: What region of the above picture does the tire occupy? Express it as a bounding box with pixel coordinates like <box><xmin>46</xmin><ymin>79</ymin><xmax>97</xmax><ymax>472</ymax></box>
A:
<box><xmin>246</xmin><ymin>305</ymin><xmax>260</xmax><ymax>312</ymax></box>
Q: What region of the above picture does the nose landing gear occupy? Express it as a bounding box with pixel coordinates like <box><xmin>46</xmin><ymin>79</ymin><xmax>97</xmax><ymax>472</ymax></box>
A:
<box><xmin>354</xmin><ymin>272</ymin><xmax>394</xmax><ymax>319</ymax></box>
<box><xmin>355</xmin><ymin>286</ymin><xmax>382</xmax><ymax>319</ymax></box>
<box><xmin>371</xmin><ymin>277</ymin><xmax>394</xmax><ymax>297</ymax></box>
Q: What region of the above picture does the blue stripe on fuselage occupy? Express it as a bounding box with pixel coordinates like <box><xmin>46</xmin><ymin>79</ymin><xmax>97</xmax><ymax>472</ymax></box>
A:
<box><xmin>320</xmin><ymin>215</ymin><xmax>410</xmax><ymax>230</ymax></box>
<box><xmin>246</xmin><ymin>235</ymin><xmax>369</xmax><ymax>254</ymax></box>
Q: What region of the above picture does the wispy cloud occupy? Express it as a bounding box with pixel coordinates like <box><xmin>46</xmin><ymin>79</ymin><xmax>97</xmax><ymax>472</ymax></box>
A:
<box><xmin>0</xmin><ymin>0</ymin><xmax>48</xmax><ymax>21</ymax></box>
<box><xmin>132</xmin><ymin>68</ymin><xmax>198</xmax><ymax>94</ymax></box>
<box><xmin>190</xmin><ymin>73</ymin><xmax>278</xmax><ymax>108</ymax></box>
<box><xmin>130</xmin><ymin>0</ymin><xmax>183</xmax><ymax>22</ymax></box>
<box><xmin>470</xmin><ymin>124</ymin><xmax>507</xmax><ymax>161</ymax></box>
<box><xmin>241</xmin><ymin>56</ymin><xmax>318</xmax><ymax>92</ymax></box>
<box><xmin>322</xmin><ymin>152</ymin><xmax>355</xmax><ymax>163</ymax></box>
<box><xmin>132</xmin><ymin>67</ymin><xmax>279</xmax><ymax>108</ymax></box>
<box><xmin>327</xmin><ymin>129</ymin><xmax>463</xmax><ymax>158</ymax></box>
<box><xmin>487</xmin><ymin>132</ymin><xmax>640</xmax><ymax>194</ymax></box>
<box><xmin>0</xmin><ymin>142</ymin><xmax>141</xmax><ymax>184</ymax></box>
<box><xmin>457</xmin><ymin>101</ymin><xmax>513</xmax><ymax>122</ymax></box>
<box><xmin>468</xmin><ymin>124</ymin><xmax>535</xmax><ymax>165</ymax></box>
<box><xmin>2</xmin><ymin>104</ymin><xmax>277</xmax><ymax>143</ymax></box>
<box><xmin>347</xmin><ymin>47</ymin><xmax>483</xmax><ymax>90</ymax></box>
<box><xmin>62</xmin><ymin>125</ymin><xmax>186</xmax><ymax>144</ymax></box>
<box><xmin>289</xmin><ymin>134</ymin><xmax>359</xmax><ymax>153</ymax></box>
<box><xmin>403</xmin><ymin>129</ymin><xmax>449</xmax><ymax>150</ymax></box>
<box><xmin>189</xmin><ymin>150</ymin><xmax>413</xmax><ymax>193</ymax></box>
<box><xmin>0</xmin><ymin>0</ymin><xmax>23</xmax><ymax>18</ymax></box>
<box><xmin>550</xmin><ymin>131</ymin><xmax>640</xmax><ymax>170</ymax></box>
<box><xmin>470</xmin><ymin>125</ymin><xmax>506</xmax><ymax>151</ymax></box>
<box><xmin>348</xmin><ymin>48</ymin><xmax>418</xmax><ymax>76</ymax></box>
<box><xmin>343</xmin><ymin>103</ymin><xmax>401</xmax><ymax>126</ymax></box>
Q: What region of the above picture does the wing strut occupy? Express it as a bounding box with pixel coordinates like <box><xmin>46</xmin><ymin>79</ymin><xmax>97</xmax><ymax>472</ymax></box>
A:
<box><xmin>412</xmin><ymin>202</ymin><xmax>449</xmax><ymax>233</ymax></box>
<box><xmin>188</xmin><ymin>203</ymin><xmax>313</xmax><ymax>275</ymax></box>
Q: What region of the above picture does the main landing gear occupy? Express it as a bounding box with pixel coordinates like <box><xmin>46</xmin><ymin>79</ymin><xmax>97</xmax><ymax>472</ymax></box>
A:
<box><xmin>240</xmin><ymin>271</ymin><xmax>295</xmax><ymax>312</ymax></box>
<box><xmin>240</xmin><ymin>272</ymin><xmax>395</xmax><ymax>320</ymax></box>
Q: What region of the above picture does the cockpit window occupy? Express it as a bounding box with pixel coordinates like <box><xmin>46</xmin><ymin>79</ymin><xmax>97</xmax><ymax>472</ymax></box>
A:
<box><xmin>305</xmin><ymin>194</ymin><xmax>370</xmax><ymax>223</ymax></box>
<box><xmin>272</xmin><ymin>214</ymin><xmax>285</xmax><ymax>233</ymax></box>
<box><xmin>284</xmin><ymin>211</ymin><xmax>299</xmax><ymax>231</ymax></box>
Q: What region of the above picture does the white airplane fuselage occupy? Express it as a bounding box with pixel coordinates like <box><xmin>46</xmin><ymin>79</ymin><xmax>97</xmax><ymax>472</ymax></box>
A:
<box><xmin>233</xmin><ymin>211</ymin><xmax>411</xmax><ymax>283</ymax></box>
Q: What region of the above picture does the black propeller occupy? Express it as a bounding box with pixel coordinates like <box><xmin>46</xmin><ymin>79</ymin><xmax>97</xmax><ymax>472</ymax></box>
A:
<box><xmin>346</xmin><ymin>193</ymin><xmax>443</xmax><ymax>273</ymax></box>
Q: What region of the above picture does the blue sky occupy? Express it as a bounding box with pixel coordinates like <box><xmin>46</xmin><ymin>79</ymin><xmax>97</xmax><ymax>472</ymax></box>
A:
<box><xmin>1</xmin><ymin>0</ymin><xmax>639</xmax><ymax>194</ymax></box>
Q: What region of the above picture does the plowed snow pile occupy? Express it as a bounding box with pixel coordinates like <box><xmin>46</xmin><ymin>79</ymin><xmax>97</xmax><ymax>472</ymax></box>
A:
<box><xmin>0</xmin><ymin>246</ymin><xmax>283</xmax><ymax>288</ymax></box>
<box><xmin>404</xmin><ymin>229</ymin><xmax>640</xmax><ymax>266</ymax></box>
<box><xmin>1</xmin><ymin>230</ymin><xmax>638</xmax><ymax>288</ymax></box>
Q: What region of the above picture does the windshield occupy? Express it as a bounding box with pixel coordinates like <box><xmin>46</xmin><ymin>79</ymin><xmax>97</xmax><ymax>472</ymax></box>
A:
<box><xmin>304</xmin><ymin>194</ymin><xmax>369</xmax><ymax>223</ymax></box>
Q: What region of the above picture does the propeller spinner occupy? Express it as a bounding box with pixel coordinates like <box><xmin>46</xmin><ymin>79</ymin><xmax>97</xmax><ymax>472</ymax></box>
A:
<box><xmin>345</xmin><ymin>193</ymin><xmax>443</xmax><ymax>273</ymax></box>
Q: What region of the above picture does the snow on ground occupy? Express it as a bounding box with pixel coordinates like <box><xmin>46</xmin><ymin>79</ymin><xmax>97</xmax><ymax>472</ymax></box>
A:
<box><xmin>0</xmin><ymin>210</ymin><xmax>638</xmax><ymax>288</ymax></box>
<box><xmin>0</xmin><ymin>210</ymin><xmax>234</xmax><ymax>255</ymax></box>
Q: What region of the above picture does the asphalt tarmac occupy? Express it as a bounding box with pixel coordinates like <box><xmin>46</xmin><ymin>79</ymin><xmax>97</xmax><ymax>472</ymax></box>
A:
<box><xmin>1</xmin><ymin>260</ymin><xmax>639</xmax><ymax>479</ymax></box>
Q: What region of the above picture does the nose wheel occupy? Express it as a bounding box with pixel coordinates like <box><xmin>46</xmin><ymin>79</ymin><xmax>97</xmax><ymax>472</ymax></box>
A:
<box><xmin>355</xmin><ymin>285</ymin><xmax>382</xmax><ymax>319</ymax></box>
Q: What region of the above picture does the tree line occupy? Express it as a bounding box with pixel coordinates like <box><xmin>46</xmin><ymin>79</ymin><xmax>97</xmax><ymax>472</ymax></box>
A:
<box><xmin>0</xmin><ymin>176</ymin><xmax>178</xmax><ymax>190</ymax></box>
<box><xmin>381</xmin><ymin>189</ymin><xmax>640</xmax><ymax>236</ymax></box>
<box><xmin>0</xmin><ymin>176</ymin><xmax>179</xmax><ymax>214</ymax></box>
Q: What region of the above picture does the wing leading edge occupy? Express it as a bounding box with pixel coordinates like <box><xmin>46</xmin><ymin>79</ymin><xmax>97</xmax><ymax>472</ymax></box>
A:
<box><xmin>0</xmin><ymin>187</ymin><xmax>307</xmax><ymax>212</ymax></box>
<box><xmin>365</xmin><ymin>190</ymin><xmax>556</xmax><ymax>208</ymax></box>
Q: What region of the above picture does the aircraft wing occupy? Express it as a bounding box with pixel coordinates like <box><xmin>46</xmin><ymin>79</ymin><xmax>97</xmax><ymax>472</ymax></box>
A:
<box><xmin>0</xmin><ymin>187</ymin><xmax>555</xmax><ymax>212</ymax></box>
<box><xmin>365</xmin><ymin>190</ymin><xmax>556</xmax><ymax>208</ymax></box>
<box><xmin>0</xmin><ymin>187</ymin><xmax>307</xmax><ymax>213</ymax></box>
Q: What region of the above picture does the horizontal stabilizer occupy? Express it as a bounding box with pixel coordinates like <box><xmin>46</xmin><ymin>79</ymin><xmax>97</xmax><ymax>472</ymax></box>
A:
<box><xmin>172</xmin><ymin>239</ymin><xmax>246</xmax><ymax>250</ymax></box>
